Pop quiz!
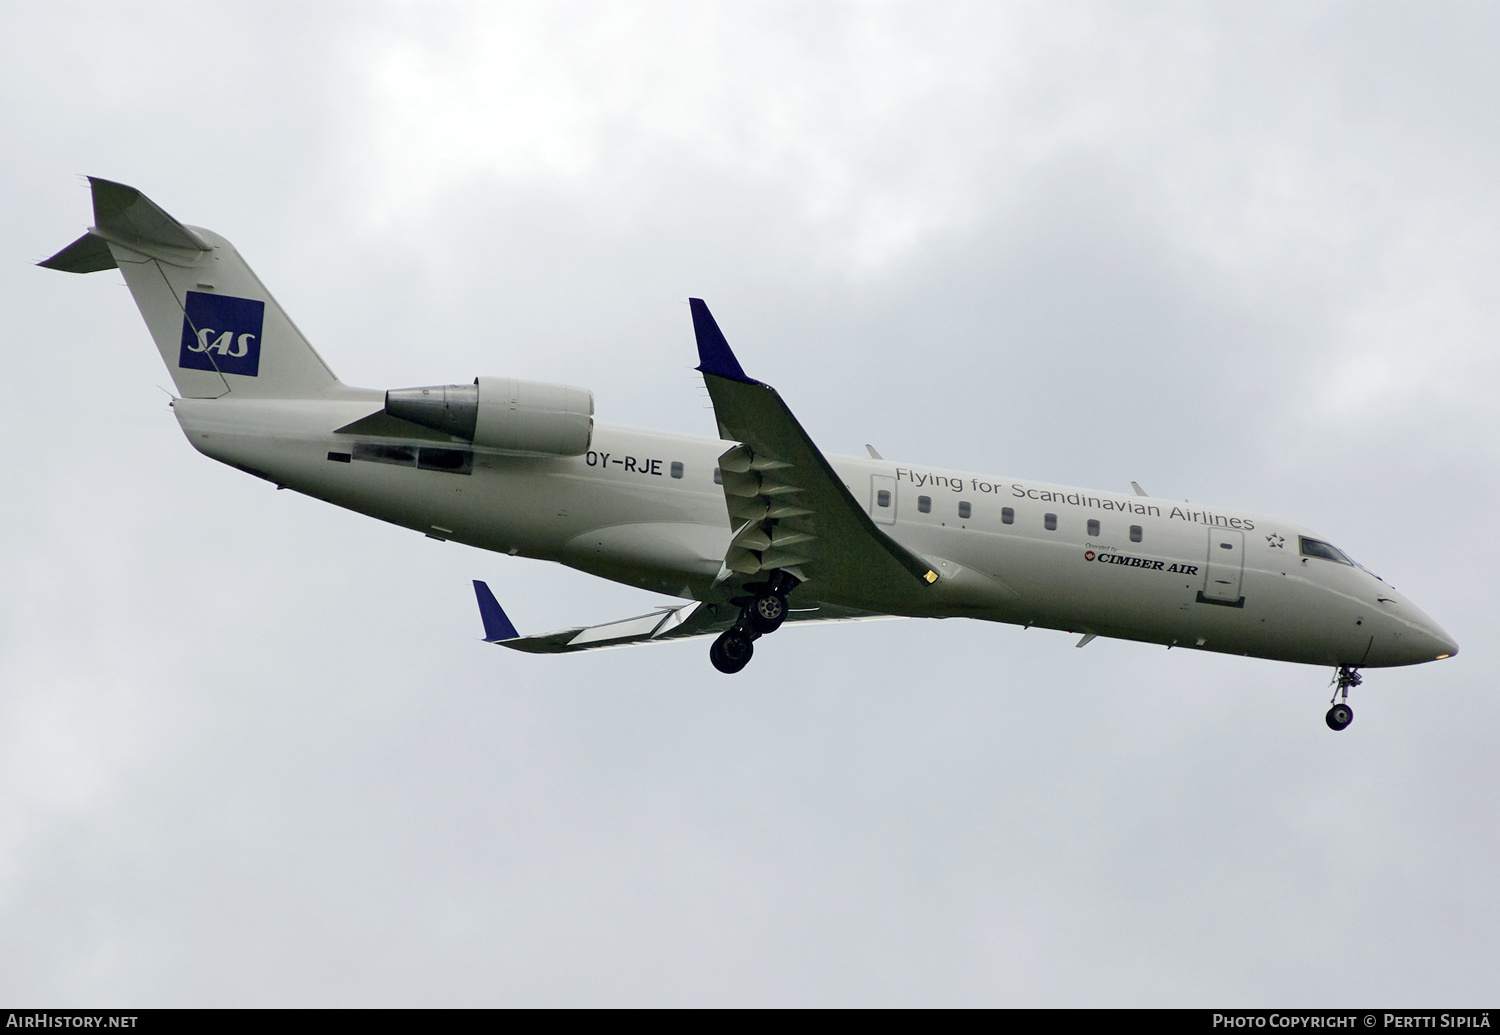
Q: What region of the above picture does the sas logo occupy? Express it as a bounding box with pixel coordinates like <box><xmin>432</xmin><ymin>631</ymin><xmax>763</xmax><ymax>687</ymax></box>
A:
<box><xmin>178</xmin><ymin>291</ymin><xmax>265</xmax><ymax>377</ymax></box>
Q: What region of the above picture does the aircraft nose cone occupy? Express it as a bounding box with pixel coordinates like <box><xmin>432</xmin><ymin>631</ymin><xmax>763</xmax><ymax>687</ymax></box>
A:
<box><xmin>1429</xmin><ymin>625</ymin><xmax>1459</xmax><ymax>661</ymax></box>
<box><xmin>1382</xmin><ymin>599</ymin><xmax>1458</xmax><ymax>665</ymax></box>
<box><xmin>1409</xmin><ymin>604</ymin><xmax>1459</xmax><ymax>661</ymax></box>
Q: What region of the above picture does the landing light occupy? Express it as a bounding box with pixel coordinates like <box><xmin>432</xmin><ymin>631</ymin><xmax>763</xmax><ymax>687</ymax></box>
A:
<box><xmin>1436</xmin><ymin>654</ymin><xmax>1451</xmax><ymax>660</ymax></box>
<box><xmin>924</xmin><ymin>570</ymin><xmax>939</xmax><ymax>584</ymax></box>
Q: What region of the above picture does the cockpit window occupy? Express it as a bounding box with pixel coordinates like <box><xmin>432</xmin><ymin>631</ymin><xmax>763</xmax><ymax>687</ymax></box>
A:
<box><xmin>1300</xmin><ymin>536</ymin><xmax>1353</xmax><ymax>565</ymax></box>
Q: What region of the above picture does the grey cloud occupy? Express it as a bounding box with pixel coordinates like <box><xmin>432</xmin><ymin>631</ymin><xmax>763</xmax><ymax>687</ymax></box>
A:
<box><xmin>1</xmin><ymin>1</ymin><xmax>1495</xmax><ymax>1006</ymax></box>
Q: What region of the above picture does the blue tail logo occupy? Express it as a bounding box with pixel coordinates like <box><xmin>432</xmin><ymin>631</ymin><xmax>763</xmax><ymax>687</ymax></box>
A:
<box><xmin>178</xmin><ymin>291</ymin><xmax>265</xmax><ymax>377</ymax></box>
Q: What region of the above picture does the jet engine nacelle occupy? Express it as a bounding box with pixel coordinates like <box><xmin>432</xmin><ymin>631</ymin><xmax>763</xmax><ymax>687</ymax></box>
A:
<box><xmin>384</xmin><ymin>377</ymin><xmax>594</xmax><ymax>456</ymax></box>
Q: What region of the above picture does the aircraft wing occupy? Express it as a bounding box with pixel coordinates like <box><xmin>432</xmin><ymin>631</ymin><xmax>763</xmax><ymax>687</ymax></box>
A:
<box><xmin>472</xmin><ymin>580</ymin><xmax>881</xmax><ymax>654</ymax></box>
<box><xmin>690</xmin><ymin>299</ymin><xmax>938</xmax><ymax>608</ymax></box>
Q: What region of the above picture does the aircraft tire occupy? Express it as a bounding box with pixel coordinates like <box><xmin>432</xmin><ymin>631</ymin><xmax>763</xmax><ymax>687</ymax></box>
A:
<box><xmin>710</xmin><ymin>630</ymin><xmax>754</xmax><ymax>674</ymax></box>
<box><xmin>1325</xmin><ymin>703</ymin><xmax>1354</xmax><ymax>731</ymax></box>
<box><xmin>746</xmin><ymin>592</ymin><xmax>788</xmax><ymax>635</ymax></box>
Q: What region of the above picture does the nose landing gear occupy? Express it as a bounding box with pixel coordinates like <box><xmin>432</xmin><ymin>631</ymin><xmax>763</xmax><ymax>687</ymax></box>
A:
<box><xmin>1325</xmin><ymin>665</ymin><xmax>1362</xmax><ymax>731</ymax></box>
<box><xmin>1326</xmin><ymin>701</ymin><xmax>1354</xmax><ymax>731</ymax></box>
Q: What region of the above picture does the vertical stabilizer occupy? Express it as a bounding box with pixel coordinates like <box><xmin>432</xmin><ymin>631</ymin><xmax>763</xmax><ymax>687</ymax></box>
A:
<box><xmin>40</xmin><ymin>178</ymin><xmax>340</xmax><ymax>400</ymax></box>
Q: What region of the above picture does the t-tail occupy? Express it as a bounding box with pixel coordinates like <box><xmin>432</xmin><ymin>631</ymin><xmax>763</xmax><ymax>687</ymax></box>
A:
<box><xmin>40</xmin><ymin>177</ymin><xmax>341</xmax><ymax>400</ymax></box>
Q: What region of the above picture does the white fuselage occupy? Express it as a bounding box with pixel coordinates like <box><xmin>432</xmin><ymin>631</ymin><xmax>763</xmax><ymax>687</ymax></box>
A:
<box><xmin>173</xmin><ymin>394</ymin><xmax>1457</xmax><ymax>669</ymax></box>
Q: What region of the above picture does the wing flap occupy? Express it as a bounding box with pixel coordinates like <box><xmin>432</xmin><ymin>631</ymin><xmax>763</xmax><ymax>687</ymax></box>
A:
<box><xmin>474</xmin><ymin>580</ymin><xmax>729</xmax><ymax>653</ymax></box>
<box><xmin>472</xmin><ymin>581</ymin><xmax>887</xmax><ymax>655</ymax></box>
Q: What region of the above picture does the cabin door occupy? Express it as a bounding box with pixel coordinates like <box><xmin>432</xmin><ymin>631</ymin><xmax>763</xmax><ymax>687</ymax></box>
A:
<box><xmin>1202</xmin><ymin>528</ymin><xmax>1245</xmax><ymax>605</ymax></box>
<box><xmin>870</xmin><ymin>475</ymin><xmax>897</xmax><ymax>525</ymax></box>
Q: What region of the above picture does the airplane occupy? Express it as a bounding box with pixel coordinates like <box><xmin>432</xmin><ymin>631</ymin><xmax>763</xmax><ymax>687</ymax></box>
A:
<box><xmin>41</xmin><ymin>177</ymin><xmax>1458</xmax><ymax>731</ymax></box>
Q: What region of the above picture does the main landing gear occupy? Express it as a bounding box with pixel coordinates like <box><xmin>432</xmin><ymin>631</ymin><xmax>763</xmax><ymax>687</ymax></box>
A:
<box><xmin>745</xmin><ymin>589</ymin><xmax>788</xmax><ymax>634</ymax></box>
<box><xmin>1326</xmin><ymin>665</ymin><xmax>1362</xmax><ymax>731</ymax></box>
<box><xmin>709</xmin><ymin>628</ymin><xmax>755</xmax><ymax>674</ymax></box>
<box><xmin>708</xmin><ymin>573</ymin><xmax>796</xmax><ymax>674</ymax></box>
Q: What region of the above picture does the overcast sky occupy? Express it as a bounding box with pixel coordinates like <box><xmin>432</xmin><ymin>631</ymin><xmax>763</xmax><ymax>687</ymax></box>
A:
<box><xmin>2</xmin><ymin>1</ymin><xmax>1497</xmax><ymax>1007</ymax></box>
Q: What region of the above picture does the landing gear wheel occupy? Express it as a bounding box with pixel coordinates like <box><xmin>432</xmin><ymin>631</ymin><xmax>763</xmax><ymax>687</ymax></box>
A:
<box><xmin>746</xmin><ymin>592</ymin><xmax>787</xmax><ymax>635</ymax></box>
<box><xmin>709</xmin><ymin>630</ymin><xmax>754</xmax><ymax>674</ymax></box>
<box><xmin>1326</xmin><ymin>665</ymin><xmax>1361</xmax><ymax>731</ymax></box>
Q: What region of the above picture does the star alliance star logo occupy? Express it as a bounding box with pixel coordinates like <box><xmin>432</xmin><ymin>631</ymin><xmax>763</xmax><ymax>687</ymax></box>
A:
<box><xmin>1266</xmin><ymin>534</ymin><xmax>1286</xmax><ymax>549</ymax></box>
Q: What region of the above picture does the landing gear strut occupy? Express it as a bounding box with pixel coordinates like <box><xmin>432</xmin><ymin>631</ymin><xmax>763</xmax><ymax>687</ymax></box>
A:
<box><xmin>1326</xmin><ymin>665</ymin><xmax>1361</xmax><ymax>731</ymax></box>
<box><xmin>707</xmin><ymin>570</ymin><xmax>799</xmax><ymax>674</ymax></box>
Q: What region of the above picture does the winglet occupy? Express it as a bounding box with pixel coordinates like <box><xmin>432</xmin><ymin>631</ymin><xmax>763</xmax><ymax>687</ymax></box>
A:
<box><xmin>472</xmin><ymin>580</ymin><xmax>521</xmax><ymax>642</ymax></box>
<box><xmin>690</xmin><ymin>298</ymin><xmax>757</xmax><ymax>384</ymax></box>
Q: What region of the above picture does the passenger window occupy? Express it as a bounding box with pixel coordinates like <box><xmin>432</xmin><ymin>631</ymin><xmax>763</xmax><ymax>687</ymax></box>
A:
<box><xmin>670</xmin><ymin>461</ymin><xmax>684</xmax><ymax>479</ymax></box>
<box><xmin>713</xmin><ymin>467</ymin><xmax>722</xmax><ymax>485</ymax></box>
<box><xmin>1001</xmin><ymin>507</ymin><xmax>1014</xmax><ymax>524</ymax></box>
<box><xmin>1044</xmin><ymin>512</ymin><xmax>1057</xmax><ymax>531</ymax></box>
<box><xmin>958</xmin><ymin>501</ymin><xmax>971</xmax><ymax>519</ymax></box>
<box><xmin>1087</xmin><ymin>519</ymin><xmax>1100</xmax><ymax>537</ymax></box>
<box><xmin>918</xmin><ymin>495</ymin><xmax>931</xmax><ymax>513</ymax></box>
<box><xmin>1130</xmin><ymin>525</ymin><xmax>1142</xmax><ymax>543</ymax></box>
<box><xmin>877</xmin><ymin>490</ymin><xmax>892</xmax><ymax>508</ymax></box>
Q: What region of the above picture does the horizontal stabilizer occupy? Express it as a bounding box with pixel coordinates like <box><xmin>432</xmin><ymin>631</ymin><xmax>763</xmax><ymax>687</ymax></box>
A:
<box><xmin>87</xmin><ymin>177</ymin><xmax>210</xmax><ymax>253</ymax></box>
<box><xmin>38</xmin><ymin>232</ymin><xmax>116</xmax><ymax>273</ymax></box>
<box><xmin>39</xmin><ymin>178</ymin><xmax>210</xmax><ymax>273</ymax></box>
